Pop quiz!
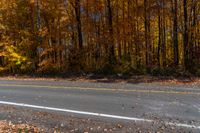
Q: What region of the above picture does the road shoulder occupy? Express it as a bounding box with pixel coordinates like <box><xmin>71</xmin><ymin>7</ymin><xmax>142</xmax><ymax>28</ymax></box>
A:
<box><xmin>0</xmin><ymin>105</ymin><xmax>198</xmax><ymax>133</ymax></box>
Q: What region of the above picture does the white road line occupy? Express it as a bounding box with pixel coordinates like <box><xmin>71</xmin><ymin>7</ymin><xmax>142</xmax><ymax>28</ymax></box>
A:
<box><xmin>193</xmin><ymin>105</ymin><xmax>200</xmax><ymax>113</ymax></box>
<box><xmin>0</xmin><ymin>101</ymin><xmax>199</xmax><ymax>129</ymax></box>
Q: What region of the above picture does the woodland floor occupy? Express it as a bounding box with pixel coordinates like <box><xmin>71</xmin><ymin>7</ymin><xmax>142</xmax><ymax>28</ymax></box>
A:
<box><xmin>0</xmin><ymin>74</ymin><xmax>200</xmax><ymax>85</ymax></box>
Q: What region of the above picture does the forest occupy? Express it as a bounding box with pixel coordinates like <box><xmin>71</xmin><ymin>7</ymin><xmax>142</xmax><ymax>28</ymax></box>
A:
<box><xmin>0</xmin><ymin>0</ymin><xmax>200</xmax><ymax>76</ymax></box>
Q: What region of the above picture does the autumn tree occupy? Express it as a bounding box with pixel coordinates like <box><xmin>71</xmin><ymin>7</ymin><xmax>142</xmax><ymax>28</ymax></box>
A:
<box><xmin>0</xmin><ymin>0</ymin><xmax>199</xmax><ymax>75</ymax></box>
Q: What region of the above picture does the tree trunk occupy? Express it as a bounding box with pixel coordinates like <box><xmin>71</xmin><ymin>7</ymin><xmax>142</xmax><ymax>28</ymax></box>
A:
<box><xmin>172</xmin><ymin>0</ymin><xmax>179</xmax><ymax>67</ymax></box>
<box><xmin>34</xmin><ymin>0</ymin><xmax>41</xmax><ymax>70</ymax></box>
<box><xmin>157</xmin><ymin>6</ymin><xmax>161</xmax><ymax>67</ymax></box>
<box><xmin>75</xmin><ymin>0</ymin><xmax>83</xmax><ymax>49</ymax></box>
<box><xmin>144</xmin><ymin>0</ymin><xmax>150</xmax><ymax>69</ymax></box>
<box><xmin>106</xmin><ymin>0</ymin><xmax>115</xmax><ymax>65</ymax></box>
<box><xmin>183</xmin><ymin>0</ymin><xmax>189</xmax><ymax>70</ymax></box>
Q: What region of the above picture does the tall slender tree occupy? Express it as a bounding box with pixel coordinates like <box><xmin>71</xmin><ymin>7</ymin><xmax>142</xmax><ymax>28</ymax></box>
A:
<box><xmin>172</xmin><ymin>0</ymin><xmax>179</xmax><ymax>67</ymax></box>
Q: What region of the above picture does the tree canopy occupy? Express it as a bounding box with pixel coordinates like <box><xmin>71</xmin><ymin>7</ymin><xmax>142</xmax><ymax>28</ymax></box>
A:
<box><xmin>0</xmin><ymin>0</ymin><xmax>200</xmax><ymax>76</ymax></box>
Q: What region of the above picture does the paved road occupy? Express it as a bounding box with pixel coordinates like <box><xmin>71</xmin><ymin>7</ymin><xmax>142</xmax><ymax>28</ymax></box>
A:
<box><xmin>0</xmin><ymin>79</ymin><xmax>200</xmax><ymax>129</ymax></box>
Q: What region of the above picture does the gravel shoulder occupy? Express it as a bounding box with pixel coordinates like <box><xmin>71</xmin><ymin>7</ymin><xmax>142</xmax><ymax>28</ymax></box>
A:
<box><xmin>0</xmin><ymin>105</ymin><xmax>198</xmax><ymax>133</ymax></box>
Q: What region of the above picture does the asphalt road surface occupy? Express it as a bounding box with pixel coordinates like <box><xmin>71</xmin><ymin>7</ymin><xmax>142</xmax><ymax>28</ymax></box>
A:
<box><xmin>0</xmin><ymin>79</ymin><xmax>200</xmax><ymax>131</ymax></box>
